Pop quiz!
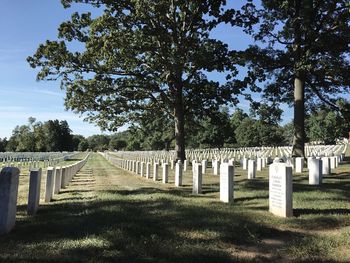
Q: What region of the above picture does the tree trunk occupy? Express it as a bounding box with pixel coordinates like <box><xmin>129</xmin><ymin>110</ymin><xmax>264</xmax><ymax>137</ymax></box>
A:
<box><xmin>292</xmin><ymin>76</ymin><xmax>305</xmax><ymax>157</ymax></box>
<box><xmin>174</xmin><ymin>88</ymin><xmax>186</xmax><ymax>162</ymax></box>
<box><xmin>292</xmin><ymin>0</ymin><xmax>305</xmax><ymax>158</ymax></box>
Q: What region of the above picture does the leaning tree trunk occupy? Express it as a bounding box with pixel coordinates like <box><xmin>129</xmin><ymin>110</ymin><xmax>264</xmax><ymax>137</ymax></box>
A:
<box><xmin>174</xmin><ymin>88</ymin><xmax>186</xmax><ymax>162</ymax></box>
<box><xmin>292</xmin><ymin>76</ymin><xmax>305</xmax><ymax>157</ymax></box>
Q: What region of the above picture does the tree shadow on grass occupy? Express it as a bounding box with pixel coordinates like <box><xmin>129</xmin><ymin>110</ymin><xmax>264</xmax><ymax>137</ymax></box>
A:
<box><xmin>59</xmin><ymin>189</ymin><xmax>94</xmax><ymax>194</ymax></box>
<box><xmin>293</xmin><ymin>181</ymin><xmax>350</xmax><ymax>199</ymax></box>
<box><xmin>234</xmin><ymin>195</ymin><xmax>269</xmax><ymax>203</ymax></box>
<box><xmin>328</xmin><ymin>172</ymin><xmax>350</xmax><ymax>179</ymax></box>
<box><xmin>0</xmin><ymin>186</ymin><xmax>313</xmax><ymax>263</ymax></box>
<box><xmin>50</xmin><ymin>196</ymin><xmax>96</xmax><ymax>202</ymax></box>
<box><xmin>239</xmin><ymin>179</ymin><xmax>269</xmax><ymax>190</ymax></box>
<box><xmin>294</xmin><ymin>208</ymin><xmax>350</xmax><ymax>217</ymax></box>
<box><xmin>290</xmin><ymin>210</ymin><xmax>350</xmax><ymax>231</ymax></box>
<box><xmin>70</xmin><ymin>179</ymin><xmax>95</xmax><ymax>183</ymax></box>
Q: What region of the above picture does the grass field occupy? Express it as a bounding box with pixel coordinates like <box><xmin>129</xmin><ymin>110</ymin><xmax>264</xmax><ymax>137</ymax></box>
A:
<box><xmin>0</xmin><ymin>151</ymin><xmax>349</xmax><ymax>262</ymax></box>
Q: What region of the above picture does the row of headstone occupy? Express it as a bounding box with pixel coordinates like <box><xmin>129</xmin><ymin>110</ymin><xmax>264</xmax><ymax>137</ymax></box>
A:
<box><xmin>108</xmin><ymin>144</ymin><xmax>346</xmax><ymax>165</ymax></box>
<box><xmin>105</xmin><ymin>147</ymin><xmax>346</xmax><ymax>219</ymax></box>
<box><xmin>0</xmin><ymin>154</ymin><xmax>90</xmax><ymax>235</ymax></box>
<box><xmin>269</xmin><ymin>152</ymin><xmax>346</xmax><ymax>218</ymax></box>
<box><xmin>103</xmin><ymin>153</ymin><xmax>236</xmax><ymax>204</ymax></box>
<box><xmin>113</xmin><ymin>158</ymin><xmax>186</xmax><ymax>187</ymax></box>
<box><xmin>0</xmin><ymin>151</ymin><xmax>80</xmax><ymax>164</ymax></box>
<box><xmin>0</xmin><ymin>153</ymin><xmax>83</xmax><ymax>171</ymax></box>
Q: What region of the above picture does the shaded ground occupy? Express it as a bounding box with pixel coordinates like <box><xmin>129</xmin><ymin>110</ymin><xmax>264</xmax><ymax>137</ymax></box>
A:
<box><xmin>0</xmin><ymin>152</ymin><xmax>350</xmax><ymax>262</ymax></box>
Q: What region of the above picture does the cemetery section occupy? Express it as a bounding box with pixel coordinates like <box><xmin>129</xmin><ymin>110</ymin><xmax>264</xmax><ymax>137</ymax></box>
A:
<box><xmin>0</xmin><ymin>147</ymin><xmax>349</xmax><ymax>262</ymax></box>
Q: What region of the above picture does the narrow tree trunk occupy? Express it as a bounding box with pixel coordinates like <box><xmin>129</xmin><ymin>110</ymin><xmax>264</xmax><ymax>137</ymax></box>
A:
<box><xmin>292</xmin><ymin>76</ymin><xmax>305</xmax><ymax>157</ymax></box>
<box><xmin>174</xmin><ymin>89</ymin><xmax>186</xmax><ymax>162</ymax></box>
<box><xmin>164</xmin><ymin>141</ymin><xmax>170</xmax><ymax>151</ymax></box>
<box><xmin>292</xmin><ymin>0</ymin><xmax>305</xmax><ymax>158</ymax></box>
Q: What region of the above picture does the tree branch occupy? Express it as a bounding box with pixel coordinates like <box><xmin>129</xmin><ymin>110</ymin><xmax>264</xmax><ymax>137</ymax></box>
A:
<box><xmin>307</xmin><ymin>80</ymin><xmax>340</xmax><ymax>111</ymax></box>
<box><xmin>267</xmin><ymin>32</ymin><xmax>293</xmax><ymax>45</ymax></box>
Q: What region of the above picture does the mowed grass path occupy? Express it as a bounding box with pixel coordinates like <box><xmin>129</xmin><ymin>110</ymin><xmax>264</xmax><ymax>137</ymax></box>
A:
<box><xmin>0</xmin><ymin>153</ymin><xmax>350</xmax><ymax>262</ymax></box>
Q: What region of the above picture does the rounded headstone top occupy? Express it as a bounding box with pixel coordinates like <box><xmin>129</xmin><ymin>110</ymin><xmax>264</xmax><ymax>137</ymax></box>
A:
<box><xmin>0</xmin><ymin>167</ymin><xmax>20</xmax><ymax>176</ymax></box>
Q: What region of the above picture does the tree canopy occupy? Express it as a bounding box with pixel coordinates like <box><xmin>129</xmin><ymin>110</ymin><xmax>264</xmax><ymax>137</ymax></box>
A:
<box><xmin>26</xmin><ymin>0</ymin><xmax>350</xmax><ymax>153</ymax></box>
<box><xmin>1</xmin><ymin>106</ymin><xmax>349</xmax><ymax>153</ymax></box>
<box><xmin>5</xmin><ymin>118</ymin><xmax>74</xmax><ymax>152</ymax></box>
<box><xmin>237</xmin><ymin>0</ymin><xmax>350</xmax><ymax>156</ymax></box>
<box><xmin>307</xmin><ymin>107</ymin><xmax>348</xmax><ymax>144</ymax></box>
<box><xmin>28</xmin><ymin>0</ymin><xmax>247</xmax><ymax>161</ymax></box>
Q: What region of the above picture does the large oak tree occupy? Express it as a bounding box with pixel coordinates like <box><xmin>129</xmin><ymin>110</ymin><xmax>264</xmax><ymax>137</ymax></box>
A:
<box><xmin>28</xmin><ymin>0</ymin><xmax>244</xmax><ymax>161</ymax></box>
<box><xmin>235</xmin><ymin>0</ymin><xmax>350</xmax><ymax>157</ymax></box>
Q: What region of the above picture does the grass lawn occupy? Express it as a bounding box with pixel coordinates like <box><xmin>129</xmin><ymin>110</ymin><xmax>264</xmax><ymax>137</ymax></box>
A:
<box><xmin>0</xmin><ymin>151</ymin><xmax>349</xmax><ymax>262</ymax></box>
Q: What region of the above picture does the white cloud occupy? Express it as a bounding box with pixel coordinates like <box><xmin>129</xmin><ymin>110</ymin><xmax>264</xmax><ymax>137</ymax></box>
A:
<box><xmin>0</xmin><ymin>111</ymin><xmax>82</xmax><ymax>122</ymax></box>
<box><xmin>0</xmin><ymin>86</ymin><xmax>64</xmax><ymax>97</ymax></box>
<box><xmin>0</xmin><ymin>46</ymin><xmax>30</xmax><ymax>63</ymax></box>
<box><xmin>33</xmin><ymin>89</ymin><xmax>63</xmax><ymax>97</ymax></box>
<box><xmin>0</xmin><ymin>106</ymin><xmax>27</xmax><ymax>111</ymax></box>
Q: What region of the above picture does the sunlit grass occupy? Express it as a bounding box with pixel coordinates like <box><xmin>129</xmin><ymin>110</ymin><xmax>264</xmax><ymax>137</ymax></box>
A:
<box><xmin>0</xmin><ymin>151</ymin><xmax>349</xmax><ymax>262</ymax></box>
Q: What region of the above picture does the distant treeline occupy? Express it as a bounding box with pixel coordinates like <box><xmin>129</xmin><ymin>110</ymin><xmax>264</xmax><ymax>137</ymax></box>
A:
<box><xmin>0</xmin><ymin>106</ymin><xmax>347</xmax><ymax>153</ymax></box>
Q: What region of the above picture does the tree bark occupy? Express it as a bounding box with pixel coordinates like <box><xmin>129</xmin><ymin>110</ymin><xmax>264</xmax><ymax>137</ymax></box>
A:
<box><xmin>292</xmin><ymin>0</ymin><xmax>305</xmax><ymax>158</ymax></box>
<box><xmin>292</xmin><ymin>76</ymin><xmax>305</xmax><ymax>157</ymax></box>
<box><xmin>174</xmin><ymin>88</ymin><xmax>186</xmax><ymax>162</ymax></box>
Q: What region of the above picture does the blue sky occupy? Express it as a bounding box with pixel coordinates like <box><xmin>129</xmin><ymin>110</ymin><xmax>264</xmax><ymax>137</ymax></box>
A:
<box><xmin>0</xmin><ymin>0</ymin><xmax>109</xmax><ymax>138</ymax></box>
<box><xmin>0</xmin><ymin>0</ymin><xmax>292</xmax><ymax>139</ymax></box>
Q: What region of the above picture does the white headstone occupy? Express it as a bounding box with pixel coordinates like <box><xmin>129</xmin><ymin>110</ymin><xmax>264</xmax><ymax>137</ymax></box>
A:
<box><xmin>192</xmin><ymin>160</ymin><xmax>197</xmax><ymax>174</ymax></box>
<box><xmin>256</xmin><ymin>158</ymin><xmax>262</xmax><ymax>171</ymax></box>
<box><xmin>136</xmin><ymin>161</ymin><xmax>140</xmax><ymax>174</ymax></box>
<box><xmin>201</xmin><ymin>160</ymin><xmax>207</xmax><ymax>174</ymax></box>
<box><xmin>146</xmin><ymin>162</ymin><xmax>151</xmax><ymax>179</ymax></box>
<box><xmin>269</xmin><ymin>160</ymin><xmax>293</xmax><ymax>217</ymax></box>
<box><xmin>262</xmin><ymin>158</ymin><xmax>267</xmax><ymax>168</ymax></box>
<box><xmin>309</xmin><ymin>159</ymin><xmax>322</xmax><ymax>185</ymax></box>
<box><xmin>321</xmin><ymin>157</ymin><xmax>331</xmax><ymax>175</ymax></box>
<box><xmin>220</xmin><ymin>163</ymin><xmax>234</xmax><ymax>203</ymax></box>
<box><xmin>247</xmin><ymin>160</ymin><xmax>256</xmax><ymax>179</ymax></box>
<box><xmin>153</xmin><ymin>163</ymin><xmax>159</xmax><ymax>181</ymax></box>
<box><xmin>335</xmin><ymin>156</ymin><xmax>339</xmax><ymax>167</ymax></box>
<box><xmin>140</xmin><ymin>162</ymin><xmax>145</xmax><ymax>177</ymax></box>
<box><xmin>175</xmin><ymin>161</ymin><xmax>183</xmax><ymax>187</ymax></box>
<box><xmin>162</xmin><ymin>163</ymin><xmax>169</xmax><ymax>183</ymax></box>
<box><xmin>28</xmin><ymin>168</ymin><xmax>42</xmax><ymax>215</ymax></box>
<box><xmin>193</xmin><ymin>163</ymin><xmax>202</xmax><ymax>195</ymax></box>
<box><xmin>54</xmin><ymin>167</ymin><xmax>62</xmax><ymax>194</ymax></box>
<box><xmin>213</xmin><ymin>160</ymin><xmax>220</xmax><ymax>175</ymax></box>
<box><xmin>295</xmin><ymin>157</ymin><xmax>304</xmax><ymax>173</ymax></box>
<box><xmin>330</xmin><ymin>156</ymin><xmax>337</xmax><ymax>170</ymax></box>
<box><xmin>228</xmin><ymin>158</ymin><xmax>235</xmax><ymax>166</ymax></box>
<box><xmin>61</xmin><ymin>167</ymin><xmax>67</xmax><ymax>188</ymax></box>
<box><xmin>183</xmin><ymin>160</ymin><xmax>187</xmax><ymax>171</ymax></box>
<box><xmin>0</xmin><ymin>167</ymin><xmax>20</xmax><ymax>234</ymax></box>
<box><xmin>45</xmin><ymin>167</ymin><xmax>55</xmax><ymax>202</ymax></box>
<box><xmin>242</xmin><ymin>157</ymin><xmax>248</xmax><ymax>170</ymax></box>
